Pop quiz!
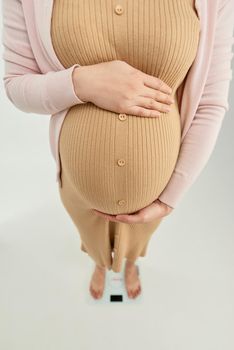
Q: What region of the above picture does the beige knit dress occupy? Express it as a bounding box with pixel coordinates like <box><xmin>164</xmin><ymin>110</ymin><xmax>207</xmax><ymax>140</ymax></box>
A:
<box><xmin>50</xmin><ymin>0</ymin><xmax>200</xmax><ymax>272</ymax></box>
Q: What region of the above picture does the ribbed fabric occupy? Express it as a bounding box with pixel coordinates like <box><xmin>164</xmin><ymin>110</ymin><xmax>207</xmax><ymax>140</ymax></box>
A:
<box><xmin>51</xmin><ymin>0</ymin><xmax>200</xmax><ymax>272</ymax></box>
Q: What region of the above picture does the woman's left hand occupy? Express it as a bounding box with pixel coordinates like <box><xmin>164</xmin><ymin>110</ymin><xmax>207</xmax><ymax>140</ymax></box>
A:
<box><xmin>92</xmin><ymin>199</ymin><xmax>174</xmax><ymax>224</ymax></box>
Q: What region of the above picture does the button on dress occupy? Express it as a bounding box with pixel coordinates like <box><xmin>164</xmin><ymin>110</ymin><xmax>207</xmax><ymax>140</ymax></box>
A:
<box><xmin>50</xmin><ymin>0</ymin><xmax>200</xmax><ymax>272</ymax></box>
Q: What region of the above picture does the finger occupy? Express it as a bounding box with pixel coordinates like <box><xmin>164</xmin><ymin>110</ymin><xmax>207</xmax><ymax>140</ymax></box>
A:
<box><xmin>98</xmin><ymin>214</ymin><xmax>119</xmax><ymax>222</ymax></box>
<box><xmin>93</xmin><ymin>210</ymin><xmax>111</xmax><ymax>219</ymax></box>
<box><xmin>116</xmin><ymin>214</ymin><xmax>143</xmax><ymax>224</ymax></box>
<box><xmin>103</xmin><ymin>213</ymin><xmax>135</xmax><ymax>223</ymax></box>
<box><xmin>127</xmin><ymin>105</ymin><xmax>161</xmax><ymax>118</ymax></box>
<box><xmin>134</xmin><ymin>96</ymin><xmax>172</xmax><ymax>113</ymax></box>
<box><xmin>141</xmin><ymin>73</ymin><xmax>172</xmax><ymax>95</ymax></box>
<box><xmin>93</xmin><ymin>210</ymin><xmax>125</xmax><ymax>223</ymax></box>
<box><xmin>140</xmin><ymin>86</ymin><xmax>174</xmax><ymax>105</ymax></box>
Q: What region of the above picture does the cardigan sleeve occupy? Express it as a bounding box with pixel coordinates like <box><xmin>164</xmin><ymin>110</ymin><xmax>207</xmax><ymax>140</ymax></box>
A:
<box><xmin>158</xmin><ymin>0</ymin><xmax>234</xmax><ymax>209</ymax></box>
<box><xmin>1</xmin><ymin>0</ymin><xmax>86</xmax><ymax>115</ymax></box>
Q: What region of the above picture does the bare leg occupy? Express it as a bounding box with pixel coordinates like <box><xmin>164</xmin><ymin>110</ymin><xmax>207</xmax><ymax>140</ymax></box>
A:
<box><xmin>124</xmin><ymin>258</ymin><xmax>141</xmax><ymax>299</ymax></box>
<box><xmin>89</xmin><ymin>263</ymin><xmax>106</xmax><ymax>299</ymax></box>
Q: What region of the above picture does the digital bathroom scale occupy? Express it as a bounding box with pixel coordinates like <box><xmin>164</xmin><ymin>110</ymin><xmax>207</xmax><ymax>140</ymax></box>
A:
<box><xmin>86</xmin><ymin>259</ymin><xmax>143</xmax><ymax>304</ymax></box>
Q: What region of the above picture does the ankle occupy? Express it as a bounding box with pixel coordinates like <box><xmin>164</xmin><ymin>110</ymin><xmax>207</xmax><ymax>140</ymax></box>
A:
<box><xmin>125</xmin><ymin>259</ymin><xmax>136</xmax><ymax>268</ymax></box>
<box><xmin>96</xmin><ymin>264</ymin><xmax>106</xmax><ymax>272</ymax></box>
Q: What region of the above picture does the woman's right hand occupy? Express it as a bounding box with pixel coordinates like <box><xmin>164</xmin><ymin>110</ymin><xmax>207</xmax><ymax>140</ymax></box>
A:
<box><xmin>72</xmin><ymin>60</ymin><xmax>174</xmax><ymax>118</ymax></box>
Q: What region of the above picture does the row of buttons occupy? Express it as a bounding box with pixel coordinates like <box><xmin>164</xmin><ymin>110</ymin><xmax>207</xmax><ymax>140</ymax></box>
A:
<box><xmin>114</xmin><ymin>6</ymin><xmax>126</xmax><ymax>206</ymax></box>
<box><xmin>117</xmin><ymin>113</ymin><xmax>127</xmax><ymax>206</ymax></box>
<box><xmin>115</xmin><ymin>4</ymin><xmax>125</xmax><ymax>206</ymax></box>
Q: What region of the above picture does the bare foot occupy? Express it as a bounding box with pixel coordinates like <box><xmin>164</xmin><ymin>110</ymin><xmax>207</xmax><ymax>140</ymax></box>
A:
<box><xmin>124</xmin><ymin>260</ymin><xmax>142</xmax><ymax>299</ymax></box>
<box><xmin>89</xmin><ymin>264</ymin><xmax>106</xmax><ymax>299</ymax></box>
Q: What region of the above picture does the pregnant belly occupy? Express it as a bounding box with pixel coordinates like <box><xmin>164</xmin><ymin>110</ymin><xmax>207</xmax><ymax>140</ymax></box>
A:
<box><xmin>58</xmin><ymin>102</ymin><xmax>181</xmax><ymax>215</ymax></box>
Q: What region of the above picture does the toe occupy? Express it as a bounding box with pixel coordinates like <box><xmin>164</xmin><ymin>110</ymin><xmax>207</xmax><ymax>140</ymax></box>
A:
<box><xmin>89</xmin><ymin>285</ymin><xmax>93</xmax><ymax>295</ymax></box>
<box><xmin>91</xmin><ymin>286</ymin><xmax>98</xmax><ymax>299</ymax></box>
<box><xmin>134</xmin><ymin>286</ymin><xmax>140</xmax><ymax>298</ymax></box>
<box><xmin>91</xmin><ymin>288</ymin><xmax>95</xmax><ymax>298</ymax></box>
<box><xmin>90</xmin><ymin>286</ymin><xmax>94</xmax><ymax>298</ymax></box>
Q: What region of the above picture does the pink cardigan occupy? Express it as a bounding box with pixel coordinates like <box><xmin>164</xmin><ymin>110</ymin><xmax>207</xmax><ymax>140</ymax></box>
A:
<box><xmin>2</xmin><ymin>0</ymin><xmax>234</xmax><ymax>209</ymax></box>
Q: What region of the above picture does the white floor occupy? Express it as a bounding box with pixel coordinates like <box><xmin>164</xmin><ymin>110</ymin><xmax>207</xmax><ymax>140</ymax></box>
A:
<box><xmin>0</xmin><ymin>102</ymin><xmax>234</xmax><ymax>350</ymax></box>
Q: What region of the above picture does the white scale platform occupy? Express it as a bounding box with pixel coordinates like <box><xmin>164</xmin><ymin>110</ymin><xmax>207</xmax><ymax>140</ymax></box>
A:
<box><xmin>86</xmin><ymin>260</ymin><xmax>143</xmax><ymax>304</ymax></box>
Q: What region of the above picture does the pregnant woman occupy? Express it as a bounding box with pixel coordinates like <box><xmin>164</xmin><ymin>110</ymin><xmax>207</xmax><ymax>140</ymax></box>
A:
<box><xmin>51</xmin><ymin>0</ymin><xmax>200</xmax><ymax>298</ymax></box>
<box><xmin>2</xmin><ymin>0</ymin><xmax>233</xmax><ymax>301</ymax></box>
